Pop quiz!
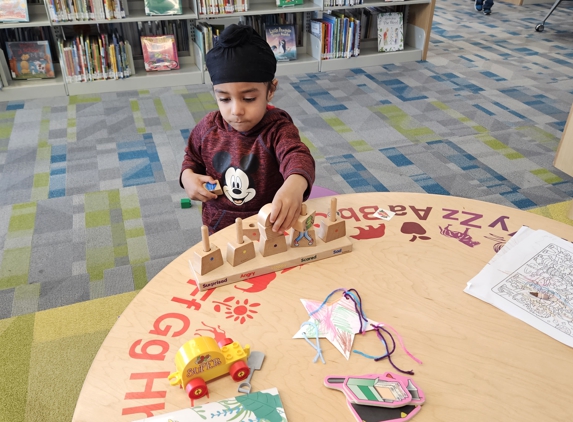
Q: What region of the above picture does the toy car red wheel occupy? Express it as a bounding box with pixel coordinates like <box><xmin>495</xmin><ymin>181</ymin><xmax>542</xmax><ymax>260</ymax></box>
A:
<box><xmin>217</xmin><ymin>338</ymin><xmax>233</xmax><ymax>348</ymax></box>
<box><xmin>186</xmin><ymin>378</ymin><xmax>208</xmax><ymax>399</ymax></box>
<box><xmin>229</xmin><ymin>361</ymin><xmax>250</xmax><ymax>382</ymax></box>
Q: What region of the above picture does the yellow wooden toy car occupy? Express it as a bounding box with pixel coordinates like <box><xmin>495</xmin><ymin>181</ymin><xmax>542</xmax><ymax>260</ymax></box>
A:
<box><xmin>168</xmin><ymin>336</ymin><xmax>251</xmax><ymax>402</ymax></box>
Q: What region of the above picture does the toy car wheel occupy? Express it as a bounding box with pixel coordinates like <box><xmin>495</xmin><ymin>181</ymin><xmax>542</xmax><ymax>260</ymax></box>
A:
<box><xmin>229</xmin><ymin>361</ymin><xmax>250</xmax><ymax>382</ymax></box>
<box><xmin>186</xmin><ymin>378</ymin><xmax>208</xmax><ymax>399</ymax></box>
<box><xmin>217</xmin><ymin>338</ymin><xmax>233</xmax><ymax>348</ymax></box>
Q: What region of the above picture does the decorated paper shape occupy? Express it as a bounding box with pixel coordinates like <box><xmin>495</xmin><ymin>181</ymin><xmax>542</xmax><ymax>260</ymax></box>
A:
<box><xmin>374</xmin><ymin>208</ymin><xmax>395</xmax><ymax>221</ymax></box>
<box><xmin>346</xmin><ymin>402</ymin><xmax>421</xmax><ymax>422</ymax></box>
<box><xmin>134</xmin><ymin>387</ymin><xmax>288</xmax><ymax>421</ymax></box>
<box><xmin>324</xmin><ymin>373</ymin><xmax>424</xmax><ymax>422</ymax></box>
<box><xmin>293</xmin><ymin>296</ymin><xmax>379</xmax><ymax>359</ymax></box>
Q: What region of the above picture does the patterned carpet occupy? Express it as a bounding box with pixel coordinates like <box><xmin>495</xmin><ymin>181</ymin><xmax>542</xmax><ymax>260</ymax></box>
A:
<box><xmin>1</xmin><ymin>0</ymin><xmax>573</xmax><ymax>325</ymax></box>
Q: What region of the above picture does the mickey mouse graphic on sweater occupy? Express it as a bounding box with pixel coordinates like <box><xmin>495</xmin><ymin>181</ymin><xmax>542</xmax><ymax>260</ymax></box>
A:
<box><xmin>180</xmin><ymin>106</ymin><xmax>315</xmax><ymax>233</ymax></box>
<box><xmin>212</xmin><ymin>151</ymin><xmax>258</xmax><ymax>206</ymax></box>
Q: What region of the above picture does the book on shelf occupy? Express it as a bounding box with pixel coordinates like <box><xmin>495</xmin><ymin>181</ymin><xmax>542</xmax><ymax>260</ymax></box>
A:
<box><xmin>141</xmin><ymin>35</ymin><xmax>179</xmax><ymax>72</ymax></box>
<box><xmin>198</xmin><ymin>0</ymin><xmax>248</xmax><ymax>15</ymax></box>
<box><xmin>136</xmin><ymin>19</ymin><xmax>189</xmax><ymax>55</ymax></box>
<box><xmin>323</xmin><ymin>0</ymin><xmax>363</xmax><ymax>7</ymax></box>
<box><xmin>317</xmin><ymin>12</ymin><xmax>361</xmax><ymax>60</ymax></box>
<box><xmin>276</xmin><ymin>0</ymin><xmax>303</xmax><ymax>6</ymax></box>
<box><xmin>194</xmin><ymin>22</ymin><xmax>224</xmax><ymax>59</ymax></box>
<box><xmin>5</xmin><ymin>41</ymin><xmax>55</xmax><ymax>80</ymax></box>
<box><xmin>0</xmin><ymin>48</ymin><xmax>10</xmax><ymax>87</ymax></box>
<box><xmin>265</xmin><ymin>24</ymin><xmax>297</xmax><ymax>62</ymax></box>
<box><xmin>45</xmin><ymin>0</ymin><xmax>128</xmax><ymax>22</ymax></box>
<box><xmin>0</xmin><ymin>0</ymin><xmax>29</xmax><ymax>22</ymax></box>
<box><xmin>58</xmin><ymin>32</ymin><xmax>133</xmax><ymax>83</ymax></box>
<box><xmin>377</xmin><ymin>12</ymin><xmax>403</xmax><ymax>52</ymax></box>
<box><xmin>144</xmin><ymin>0</ymin><xmax>182</xmax><ymax>15</ymax></box>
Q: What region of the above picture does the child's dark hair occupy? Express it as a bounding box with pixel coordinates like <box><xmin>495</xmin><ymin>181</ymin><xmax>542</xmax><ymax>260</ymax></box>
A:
<box><xmin>265</xmin><ymin>80</ymin><xmax>277</xmax><ymax>95</ymax></box>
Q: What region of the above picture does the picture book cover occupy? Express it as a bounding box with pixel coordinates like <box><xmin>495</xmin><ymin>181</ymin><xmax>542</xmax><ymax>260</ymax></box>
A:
<box><xmin>133</xmin><ymin>388</ymin><xmax>288</xmax><ymax>421</ymax></box>
<box><xmin>275</xmin><ymin>0</ymin><xmax>303</xmax><ymax>6</ymax></box>
<box><xmin>141</xmin><ymin>35</ymin><xmax>179</xmax><ymax>71</ymax></box>
<box><xmin>144</xmin><ymin>0</ymin><xmax>182</xmax><ymax>15</ymax></box>
<box><xmin>0</xmin><ymin>0</ymin><xmax>29</xmax><ymax>22</ymax></box>
<box><xmin>377</xmin><ymin>12</ymin><xmax>403</xmax><ymax>52</ymax></box>
<box><xmin>5</xmin><ymin>41</ymin><xmax>55</xmax><ymax>79</ymax></box>
<box><xmin>265</xmin><ymin>25</ymin><xmax>297</xmax><ymax>62</ymax></box>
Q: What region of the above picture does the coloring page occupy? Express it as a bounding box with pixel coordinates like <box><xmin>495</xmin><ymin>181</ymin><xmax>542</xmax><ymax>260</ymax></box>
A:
<box><xmin>465</xmin><ymin>229</ymin><xmax>573</xmax><ymax>347</ymax></box>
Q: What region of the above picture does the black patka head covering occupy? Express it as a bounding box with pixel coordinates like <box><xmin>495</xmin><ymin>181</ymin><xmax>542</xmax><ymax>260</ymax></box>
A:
<box><xmin>206</xmin><ymin>24</ymin><xmax>277</xmax><ymax>85</ymax></box>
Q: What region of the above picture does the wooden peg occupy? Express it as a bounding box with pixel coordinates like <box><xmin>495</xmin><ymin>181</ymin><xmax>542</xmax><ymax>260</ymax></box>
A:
<box><xmin>193</xmin><ymin>225</ymin><xmax>224</xmax><ymax>275</ymax></box>
<box><xmin>226</xmin><ymin>218</ymin><xmax>256</xmax><ymax>267</ymax></box>
<box><xmin>318</xmin><ymin>197</ymin><xmax>346</xmax><ymax>243</ymax></box>
<box><xmin>236</xmin><ymin>219</ymin><xmax>244</xmax><ymax>244</ymax></box>
<box><xmin>329</xmin><ymin>197</ymin><xmax>337</xmax><ymax>222</ymax></box>
<box><xmin>202</xmin><ymin>225</ymin><xmax>210</xmax><ymax>252</ymax></box>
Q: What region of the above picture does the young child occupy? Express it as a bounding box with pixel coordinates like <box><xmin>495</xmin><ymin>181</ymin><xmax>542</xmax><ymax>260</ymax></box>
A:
<box><xmin>180</xmin><ymin>24</ymin><xmax>315</xmax><ymax>234</ymax></box>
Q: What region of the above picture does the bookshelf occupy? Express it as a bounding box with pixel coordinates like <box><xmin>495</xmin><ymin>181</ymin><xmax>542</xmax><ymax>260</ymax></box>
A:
<box><xmin>0</xmin><ymin>3</ymin><xmax>68</xmax><ymax>98</ymax></box>
<box><xmin>553</xmin><ymin>101</ymin><xmax>573</xmax><ymax>219</ymax></box>
<box><xmin>0</xmin><ymin>0</ymin><xmax>436</xmax><ymax>101</ymax></box>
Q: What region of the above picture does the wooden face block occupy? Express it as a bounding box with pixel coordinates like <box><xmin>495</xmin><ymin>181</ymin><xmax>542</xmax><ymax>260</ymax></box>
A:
<box><xmin>318</xmin><ymin>219</ymin><xmax>346</xmax><ymax>243</ymax></box>
<box><xmin>204</xmin><ymin>180</ymin><xmax>223</xmax><ymax>195</ymax></box>
<box><xmin>258</xmin><ymin>222</ymin><xmax>284</xmax><ymax>240</ymax></box>
<box><xmin>292</xmin><ymin>211</ymin><xmax>316</xmax><ymax>233</ymax></box>
<box><xmin>291</xmin><ymin>228</ymin><xmax>316</xmax><ymax>248</ymax></box>
<box><xmin>257</xmin><ymin>203</ymin><xmax>273</xmax><ymax>227</ymax></box>
<box><xmin>259</xmin><ymin>235</ymin><xmax>288</xmax><ymax>257</ymax></box>
<box><xmin>226</xmin><ymin>238</ymin><xmax>256</xmax><ymax>267</ymax></box>
<box><xmin>193</xmin><ymin>245</ymin><xmax>224</xmax><ymax>275</ymax></box>
<box><xmin>242</xmin><ymin>222</ymin><xmax>260</xmax><ymax>241</ymax></box>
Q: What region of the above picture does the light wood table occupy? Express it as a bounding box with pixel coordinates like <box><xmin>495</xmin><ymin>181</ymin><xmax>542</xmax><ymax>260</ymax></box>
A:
<box><xmin>73</xmin><ymin>192</ymin><xmax>573</xmax><ymax>422</ymax></box>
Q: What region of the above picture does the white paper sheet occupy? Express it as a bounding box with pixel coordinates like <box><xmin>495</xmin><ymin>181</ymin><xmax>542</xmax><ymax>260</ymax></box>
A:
<box><xmin>464</xmin><ymin>228</ymin><xmax>573</xmax><ymax>348</ymax></box>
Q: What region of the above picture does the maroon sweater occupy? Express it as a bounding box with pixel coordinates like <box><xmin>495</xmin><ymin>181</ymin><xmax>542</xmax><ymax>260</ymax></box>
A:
<box><xmin>181</xmin><ymin>106</ymin><xmax>315</xmax><ymax>233</ymax></box>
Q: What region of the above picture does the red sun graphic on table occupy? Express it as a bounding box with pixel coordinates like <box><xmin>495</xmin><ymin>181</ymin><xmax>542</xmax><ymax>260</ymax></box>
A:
<box><xmin>213</xmin><ymin>296</ymin><xmax>261</xmax><ymax>324</ymax></box>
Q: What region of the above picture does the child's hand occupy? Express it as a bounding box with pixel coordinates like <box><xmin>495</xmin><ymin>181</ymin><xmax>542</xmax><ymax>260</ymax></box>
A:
<box><xmin>270</xmin><ymin>174</ymin><xmax>308</xmax><ymax>233</ymax></box>
<box><xmin>181</xmin><ymin>169</ymin><xmax>218</xmax><ymax>202</ymax></box>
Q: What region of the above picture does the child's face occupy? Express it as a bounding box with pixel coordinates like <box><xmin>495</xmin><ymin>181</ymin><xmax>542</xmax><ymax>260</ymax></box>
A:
<box><xmin>214</xmin><ymin>81</ymin><xmax>276</xmax><ymax>132</ymax></box>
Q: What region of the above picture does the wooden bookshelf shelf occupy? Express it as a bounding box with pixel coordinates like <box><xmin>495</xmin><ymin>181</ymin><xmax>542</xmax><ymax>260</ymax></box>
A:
<box><xmin>0</xmin><ymin>63</ymin><xmax>67</xmax><ymax>99</ymax></box>
<box><xmin>65</xmin><ymin>58</ymin><xmax>202</xmax><ymax>95</ymax></box>
<box><xmin>0</xmin><ymin>0</ymin><xmax>436</xmax><ymax>100</ymax></box>
<box><xmin>0</xmin><ymin>4</ymin><xmax>50</xmax><ymax>28</ymax></box>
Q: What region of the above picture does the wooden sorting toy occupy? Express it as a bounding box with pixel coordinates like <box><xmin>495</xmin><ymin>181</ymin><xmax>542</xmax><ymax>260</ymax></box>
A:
<box><xmin>259</xmin><ymin>234</ymin><xmax>288</xmax><ymax>258</ymax></box>
<box><xmin>242</xmin><ymin>221</ymin><xmax>260</xmax><ymax>241</ymax></box>
<box><xmin>257</xmin><ymin>203</ymin><xmax>274</xmax><ymax>227</ymax></box>
<box><xmin>318</xmin><ymin>197</ymin><xmax>346</xmax><ymax>243</ymax></box>
<box><xmin>226</xmin><ymin>218</ymin><xmax>256</xmax><ymax>267</ymax></box>
<box><xmin>291</xmin><ymin>203</ymin><xmax>316</xmax><ymax>248</ymax></box>
<box><xmin>257</xmin><ymin>203</ymin><xmax>288</xmax><ymax>257</ymax></box>
<box><xmin>189</xmin><ymin>199</ymin><xmax>353</xmax><ymax>291</ymax></box>
<box><xmin>204</xmin><ymin>180</ymin><xmax>223</xmax><ymax>195</ymax></box>
<box><xmin>192</xmin><ymin>225</ymin><xmax>224</xmax><ymax>276</ymax></box>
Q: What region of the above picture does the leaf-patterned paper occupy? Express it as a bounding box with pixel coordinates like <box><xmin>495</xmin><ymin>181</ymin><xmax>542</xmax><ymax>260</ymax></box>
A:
<box><xmin>134</xmin><ymin>388</ymin><xmax>288</xmax><ymax>422</ymax></box>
